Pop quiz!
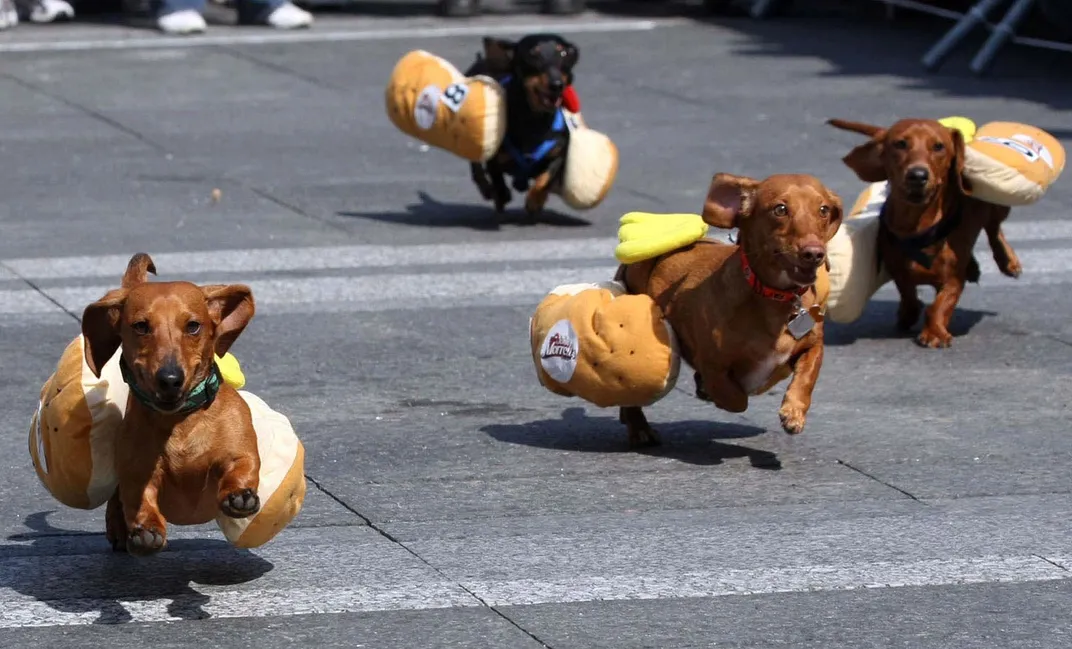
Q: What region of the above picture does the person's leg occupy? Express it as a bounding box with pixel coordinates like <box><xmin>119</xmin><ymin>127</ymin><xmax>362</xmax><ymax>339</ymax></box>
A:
<box><xmin>0</xmin><ymin>0</ymin><xmax>18</xmax><ymax>30</ymax></box>
<box><xmin>154</xmin><ymin>0</ymin><xmax>207</xmax><ymax>34</ymax></box>
<box><xmin>13</xmin><ymin>0</ymin><xmax>74</xmax><ymax>23</ymax></box>
<box><xmin>235</xmin><ymin>0</ymin><xmax>311</xmax><ymax>28</ymax></box>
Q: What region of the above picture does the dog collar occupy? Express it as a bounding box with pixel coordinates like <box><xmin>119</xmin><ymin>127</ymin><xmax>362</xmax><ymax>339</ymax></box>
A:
<box><xmin>119</xmin><ymin>357</ymin><xmax>223</xmax><ymax>415</ymax></box>
<box><xmin>740</xmin><ymin>250</ymin><xmax>811</xmax><ymax>303</ymax></box>
<box><xmin>876</xmin><ymin>198</ymin><xmax>965</xmax><ymax>270</ymax></box>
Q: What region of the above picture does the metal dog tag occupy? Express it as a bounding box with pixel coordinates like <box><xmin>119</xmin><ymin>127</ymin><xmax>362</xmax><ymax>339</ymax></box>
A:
<box><xmin>787</xmin><ymin>308</ymin><xmax>816</xmax><ymax>340</ymax></box>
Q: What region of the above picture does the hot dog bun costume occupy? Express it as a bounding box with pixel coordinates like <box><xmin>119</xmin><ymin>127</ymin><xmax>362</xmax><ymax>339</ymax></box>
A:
<box><xmin>28</xmin><ymin>335</ymin><xmax>306</xmax><ymax>549</ymax></box>
<box><xmin>385</xmin><ymin>49</ymin><xmax>618</xmax><ymax>211</ymax></box>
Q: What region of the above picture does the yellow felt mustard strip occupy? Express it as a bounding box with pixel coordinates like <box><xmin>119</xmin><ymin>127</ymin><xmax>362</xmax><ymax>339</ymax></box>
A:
<box><xmin>615</xmin><ymin>212</ymin><xmax>709</xmax><ymax>264</ymax></box>
<box><xmin>938</xmin><ymin>116</ymin><xmax>977</xmax><ymax>143</ymax></box>
<box><xmin>215</xmin><ymin>353</ymin><xmax>245</xmax><ymax>389</ymax></box>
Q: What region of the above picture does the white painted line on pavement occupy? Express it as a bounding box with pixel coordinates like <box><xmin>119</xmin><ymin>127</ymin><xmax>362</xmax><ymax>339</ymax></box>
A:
<box><xmin>2</xmin><ymin>251</ymin><xmax>1071</xmax><ymax>321</ymax></box>
<box><xmin>977</xmin><ymin>247</ymin><xmax>1072</xmax><ymax>274</ymax></box>
<box><xmin>0</xmin><ymin>289</ymin><xmax>67</xmax><ymax>315</ymax></box>
<box><xmin>6</xmin><ymin>218</ymin><xmax>1072</xmax><ymax>282</ymax></box>
<box><xmin>35</xmin><ymin>265</ymin><xmax>624</xmax><ymax>316</ymax></box>
<box><xmin>1001</xmin><ymin>219</ymin><xmax>1072</xmax><ymax>241</ymax></box>
<box><xmin>0</xmin><ymin>554</ymin><xmax>1065</xmax><ymax>628</ymax></box>
<box><xmin>4</xmin><ymin>237</ymin><xmax>616</xmax><ymax>281</ymax></box>
<box><xmin>0</xmin><ymin>18</ymin><xmax>678</xmax><ymax>54</ymax></box>
<box><xmin>468</xmin><ymin>555</ymin><xmax>1070</xmax><ymax>607</ymax></box>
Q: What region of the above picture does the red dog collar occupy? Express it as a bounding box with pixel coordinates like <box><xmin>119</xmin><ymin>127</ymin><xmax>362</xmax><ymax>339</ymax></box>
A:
<box><xmin>740</xmin><ymin>250</ymin><xmax>811</xmax><ymax>303</ymax></box>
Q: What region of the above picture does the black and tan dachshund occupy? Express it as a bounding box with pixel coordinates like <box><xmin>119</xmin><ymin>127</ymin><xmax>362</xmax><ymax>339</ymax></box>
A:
<box><xmin>464</xmin><ymin>34</ymin><xmax>579</xmax><ymax>219</ymax></box>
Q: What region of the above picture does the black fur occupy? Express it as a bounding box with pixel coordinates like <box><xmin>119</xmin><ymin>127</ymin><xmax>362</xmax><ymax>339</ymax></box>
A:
<box><xmin>464</xmin><ymin>33</ymin><xmax>580</xmax><ymax>215</ymax></box>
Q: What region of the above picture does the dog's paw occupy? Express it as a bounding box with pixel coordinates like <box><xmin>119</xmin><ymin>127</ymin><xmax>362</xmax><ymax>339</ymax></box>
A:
<box><xmin>916</xmin><ymin>328</ymin><xmax>953</xmax><ymax>349</ymax></box>
<box><xmin>524</xmin><ymin>196</ymin><xmax>545</xmax><ymax>219</ymax></box>
<box><xmin>778</xmin><ymin>404</ymin><xmax>807</xmax><ymax>435</ymax></box>
<box><xmin>105</xmin><ymin>504</ymin><xmax>127</xmax><ymax>552</ymax></box>
<box><xmin>492</xmin><ymin>187</ymin><xmax>512</xmax><ymax>213</ymax></box>
<box><xmin>627</xmin><ymin>425</ymin><xmax>661</xmax><ymax>449</ymax></box>
<box><xmin>896</xmin><ymin>298</ymin><xmax>923</xmax><ymax>332</ymax></box>
<box><xmin>998</xmin><ymin>255</ymin><xmax>1022</xmax><ymax>279</ymax></box>
<box><xmin>108</xmin><ymin>533</ymin><xmax>127</xmax><ymax>553</ymax></box>
<box><xmin>127</xmin><ymin>525</ymin><xmax>166</xmax><ymax>556</ymax></box>
<box><xmin>695</xmin><ymin>386</ymin><xmax>713</xmax><ymax>402</ymax></box>
<box><xmin>220</xmin><ymin>488</ymin><xmax>261</xmax><ymax>518</ymax></box>
<box><xmin>106</xmin><ymin>519</ymin><xmax>127</xmax><ymax>552</ymax></box>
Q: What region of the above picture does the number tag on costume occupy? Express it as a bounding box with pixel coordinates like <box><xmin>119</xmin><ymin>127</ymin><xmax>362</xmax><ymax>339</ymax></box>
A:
<box><xmin>440</xmin><ymin>83</ymin><xmax>469</xmax><ymax>113</ymax></box>
<box><xmin>787</xmin><ymin>308</ymin><xmax>817</xmax><ymax>340</ymax></box>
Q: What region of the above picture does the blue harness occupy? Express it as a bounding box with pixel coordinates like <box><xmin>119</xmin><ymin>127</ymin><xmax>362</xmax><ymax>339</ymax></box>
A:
<box><xmin>498</xmin><ymin>74</ymin><xmax>569</xmax><ymax>192</ymax></box>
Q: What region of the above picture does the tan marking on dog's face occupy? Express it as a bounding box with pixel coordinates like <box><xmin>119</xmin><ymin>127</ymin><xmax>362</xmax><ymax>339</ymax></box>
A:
<box><xmin>520</xmin><ymin>40</ymin><xmax>575</xmax><ymax>114</ymax></box>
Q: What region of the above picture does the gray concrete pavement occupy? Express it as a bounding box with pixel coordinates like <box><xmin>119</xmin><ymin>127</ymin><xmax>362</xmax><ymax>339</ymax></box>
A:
<box><xmin>0</xmin><ymin>6</ymin><xmax>1070</xmax><ymax>648</ymax></box>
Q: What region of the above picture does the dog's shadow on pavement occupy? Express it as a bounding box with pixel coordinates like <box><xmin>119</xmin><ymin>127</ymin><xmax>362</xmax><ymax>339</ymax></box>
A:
<box><xmin>1</xmin><ymin>511</ymin><xmax>273</xmax><ymax>625</ymax></box>
<box><xmin>482</xmin><ymin>407</ymin><xmax>781</xmax><ymax>469</ymax></box>
<box><xmin>825</xmin><ymin>299</ymin><xmax>996</xmax><ymax>346</ymax></box>
<box><xmin>338</xmin><ymin>191</ymin><xmax>592</xmax><ymax>231</ymax></box>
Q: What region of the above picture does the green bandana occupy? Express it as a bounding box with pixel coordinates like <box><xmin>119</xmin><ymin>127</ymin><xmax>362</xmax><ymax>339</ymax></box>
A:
<box><xmin>119</xmin><ymin>357</ymin><xmax>222</xmax><ymax>414</ymax></box>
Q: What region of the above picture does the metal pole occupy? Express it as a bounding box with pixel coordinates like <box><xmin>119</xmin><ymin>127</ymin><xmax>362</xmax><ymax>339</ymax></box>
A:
<box><xmin>969</xmin><ymin>0</ymin><xmax>1037</xmax><ymax>75</ymax></box>
<box><xmin>920</xmin><ymin>0</ymin><xmax>1009</xmax><ymax>71</ymax></box>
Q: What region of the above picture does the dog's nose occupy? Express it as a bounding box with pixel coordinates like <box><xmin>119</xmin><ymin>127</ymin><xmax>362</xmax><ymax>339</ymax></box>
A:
<box><xmin>799</xmin><ymin>244</ymin><xmax>826</xmax><ymax>266</ymax></box>
<box><xmin>906</xmin><ymin>167</ymin><xmax>930</xmax><ymax>185</ymax></box>
<box><xmin>155</xmin><ymin>366</ymin><xmax>184</xmax><ymax>395</ymax></box>
<box><xmin>548</xmin><ymin>76</ymin><xmax>564</xmax><ymax>93</ymax></box>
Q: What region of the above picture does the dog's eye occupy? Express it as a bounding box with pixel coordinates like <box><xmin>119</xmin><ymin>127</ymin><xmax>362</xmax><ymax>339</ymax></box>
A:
<box><xmin>819</xmin><ymin>205</ymin><xmax>831</xmax><ymax>218</ymax></box>
<box><xmin>185</xmin><ymin>321</ymin><xmax>201</xmax><ymax>336</ymax></box>
<box><xmin>773</xmin><ymin>203</ymin><xmax>788</xmax><ymax>217</ymax></box>
<box><xmin>893</xmin><ymin>139</ymin><xmax>909</xmax><ymax>150</ymax></box>
<box><xmin>132</xmin><ymin>321</ymin><xmax>150</xmax><ymax>335</ymax></box>
<box><xmin>933</xmin><ymin>142</ymin><xmax>946</xmax><ymax>152</ymax></box>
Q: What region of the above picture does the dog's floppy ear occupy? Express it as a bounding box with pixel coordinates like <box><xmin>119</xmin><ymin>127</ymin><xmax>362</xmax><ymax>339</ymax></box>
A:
<box><xmin>82</xmin><ymin>288</ymin><xmax>128</xmax><ymax>379</ymax></box>
<box><xmin>482</xmin><ymin>37</ymin><xmax>516</xmax><ymax>70</ymax></box>
<box><xmin>121</xmin><ymin>252</ymin><xmax>157</xmax><ymax>288</ymax></box>
<box><xmin>949</xmin><ymin>127</ymin><xmax>973</xmax><ymax>197</ymax></box>
<box><xmin>702</xmin><ymin>173</ymin><xmax>760</xmax><ymax>230</ymax></box>
<box><xmin>827</xmin><ymin>118</ymin><xmax>889</xmax><ymax>183</ymax></box>
<box><xmin>201</xmin><ymin>284</ymin><xmax>255</xmax><ymax>357</ymax></box>
<box><xmin>841</xmin><ymin>137</ymin><xmax>888</xmax><ymax>183</ymax></box>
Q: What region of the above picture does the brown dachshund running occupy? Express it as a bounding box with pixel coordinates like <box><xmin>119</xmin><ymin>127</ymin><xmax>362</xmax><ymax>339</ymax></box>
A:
<box><xmin>617</xmin><ymin>173</ymin><xmax>842</xmax><ymax>447</ymax></box>
<box><xmin>827</xmin><ymin>117</ymin><xmax>1021</xmax><ymax>348</ymax></box>
<box><xmin>81</xmin><ymin>253</ymin><xmax>260</xmax><ymax>556</ymax></box>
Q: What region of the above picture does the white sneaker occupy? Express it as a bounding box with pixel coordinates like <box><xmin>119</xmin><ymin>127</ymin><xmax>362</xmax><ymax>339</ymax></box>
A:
<box><xmin>265</xmin><ymin>2</ymin><xmax>311</xmax><ymax>29</ymax></box>
<box><xmin>157</xmin><ymin>9</ymin><xmax>206</xmax><ymax>34</ymax></box>
<box><xmin>29</xmin><ymin>0</ymin><xmax>74</xmax><ymax>23</ymax></box>
<box><xmin>0</xmin><ymin>0</ymin><xmax>18</xmax><ymax>30</ymax></box>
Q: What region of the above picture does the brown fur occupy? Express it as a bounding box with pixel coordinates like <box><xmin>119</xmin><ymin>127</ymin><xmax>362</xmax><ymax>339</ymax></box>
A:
<box><xmin>617</xmin><ymin>173</ymin><xmax>843</xmax><ymax>447</ymax></box>
<box><xmin>81</xmin><ymin>253</ymin><xmax>261</xmax><ymax>556</ymax></box>
<box><xmin>827</xmin><ymin>117</ymin><xmax>1020</xmax><ymax>348</ymax></box>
